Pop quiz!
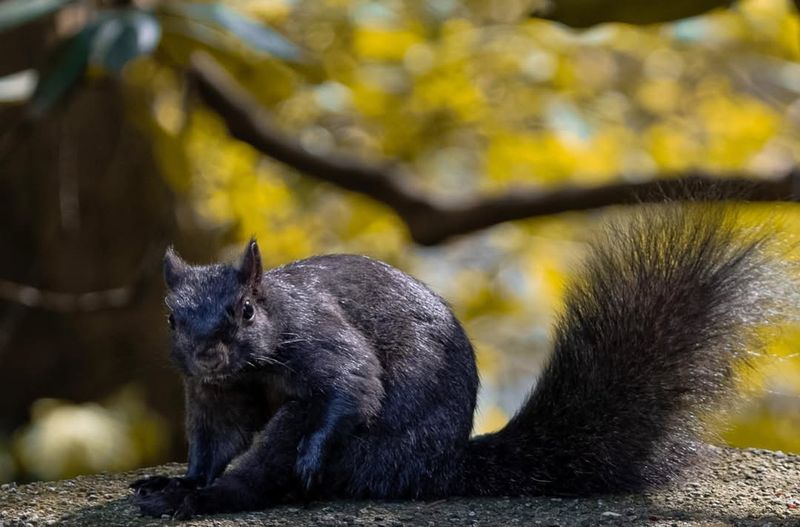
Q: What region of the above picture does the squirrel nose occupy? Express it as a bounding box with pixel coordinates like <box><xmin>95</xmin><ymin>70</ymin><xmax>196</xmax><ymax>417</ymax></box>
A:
<box><xmin>196</xmin><ymin>345</ymin><xmax>225</xmax><ymax>371</ymax></box>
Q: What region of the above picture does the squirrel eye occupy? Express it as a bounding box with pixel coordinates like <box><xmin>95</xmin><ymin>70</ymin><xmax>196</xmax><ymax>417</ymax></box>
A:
<box><xmin>242</xmin><ymin>300</ymin><xmax>255</xmax><ymax>321</ymax></box>
<box><xmin>167</xmin><ymin>313</ymin><xmax>176</xmax><ymax>330</ymax></box>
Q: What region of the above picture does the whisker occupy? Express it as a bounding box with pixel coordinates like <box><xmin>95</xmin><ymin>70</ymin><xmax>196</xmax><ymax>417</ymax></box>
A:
<box><xmin>253</xmin><ymin>355</ymin><xmax>297</xmax><ymax>374</ymax></box>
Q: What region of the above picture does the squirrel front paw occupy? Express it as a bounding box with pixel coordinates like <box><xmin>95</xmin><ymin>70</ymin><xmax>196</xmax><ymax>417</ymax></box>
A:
<box><xmin>130</xmin><ymin>475</ymin><xmax>198</xmax><ymax>496</ymax></box>
<box><xmin>295</xmin><ymin>434</ymin><xmax>325</xmax><ymax>491</ymax></box>
<box><xmin>132</xmin><ymin>485</ymin><xmax>194</xmax><ymax>518</ymax></box>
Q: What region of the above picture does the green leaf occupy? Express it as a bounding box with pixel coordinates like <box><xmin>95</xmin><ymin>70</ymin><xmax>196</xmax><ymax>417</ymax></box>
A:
<box><xmin>173</xmin><ymin>2</ymin><xmax>303</xmax><ymax>62</ymax></box>
<box><xmin>159</xmin><ymin>13</ymin><xmax>223</xmax><ymax>49</ymax></box>
<box><xmin>90</xmin><ymin>10</ymin><xmax>162</xmax><ymax>74</ymax></box>
<box><xmin>28</xmin><ymin>22</ymin><xmax>100</xmax><ymax>117</ymax></box>
<box><xmin>27</xmin><ymin>8</ymin><xmax>162</xmax><ymax>116</ymax></box>
<box><xmin>0</xmin><ymin>0</ymin><xmax>74</xmax><ymax>33</ymax></box>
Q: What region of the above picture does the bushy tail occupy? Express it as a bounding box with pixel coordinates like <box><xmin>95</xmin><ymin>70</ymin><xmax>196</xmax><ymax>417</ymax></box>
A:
<box><xmin>462</xmin><ymin>202</ymin><xmax>799</xmax><ymax>496</ymax></box>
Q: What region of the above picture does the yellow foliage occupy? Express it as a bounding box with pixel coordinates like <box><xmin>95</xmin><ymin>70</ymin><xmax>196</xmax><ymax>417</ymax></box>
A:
<box><xmin>411</xmin><ymin>66</ymin><xmax>487</xmax><ymax>122</ymax></box>
<box><xmin>354</xmin><ymin>27</ymin><xmax>424</xmax><ymax>61</ymax></box>
<box><xmin>738</xmin><ymin>0</ymin><xmax>800</xmax><ymax>59</ymax></box>
<box><xmin>636</xmin><ymin>79</ymin><xmax>683</xmax><ymax>115</ymax></box>
<box><xmin>699</xmin><ymin>93</ymin><xmax>779</xmax><ymax>169</ymax></box>
<box><xmin>473</xmin><ymin>404</ymin><xmax>510</xmax><ymax>435</ymax></box>
<box><xmin>487</xmin><ymin>131</ymin><xmax>576</xmax><ymax>185</ymax></box>
<box><xmin>239</xmin><ymin>0</ymin><xmax>295</xmax><ymax>24</ymax></box>
<box><xmin>124</xmin><ymin>0</ymin><xmax>800</xmax><ymax>455</ymax></box>
<box><xmin>13</xmin><ymin>386</ymin><xmax>167</xmax><ymax>481</ymax></box>
<box><xmin>646</xmin><ymin>121</ymin><xmax>703</xmax><ymax>171</ymax></box>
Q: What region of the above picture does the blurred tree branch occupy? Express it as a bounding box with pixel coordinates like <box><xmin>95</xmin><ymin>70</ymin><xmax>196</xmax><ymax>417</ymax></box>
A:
<box><xmin>187</xmin><ymin>53</ymin><xmax>800</xmax><ymax>246</ymax></box>
<box><xmin>0</xmin><ymin>242</ymin><xmax>162</xmax><ymax>312</ymax></box>
<box><xmin>534</xmin><ymin>0</ymin><xmax>735</xmax><ymax>28</ymax></box>
<box><xmin>0</xmin><ymin>279</ymin><xmax>132</xmax><ymax>311</ymax></box>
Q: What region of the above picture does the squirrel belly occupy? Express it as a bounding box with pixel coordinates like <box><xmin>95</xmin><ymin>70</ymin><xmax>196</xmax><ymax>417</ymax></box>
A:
<box><xmin>133</xmin><ymin>202</ymin><xmax>799</xmax><ymax>518</ymax></box>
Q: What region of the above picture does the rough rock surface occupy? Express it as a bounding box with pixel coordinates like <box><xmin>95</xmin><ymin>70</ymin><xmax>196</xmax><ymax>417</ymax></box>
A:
<box><xmin>0</xmin><ymin>447</ymin><xmax>798</xmax><ymax>526</ymax></box>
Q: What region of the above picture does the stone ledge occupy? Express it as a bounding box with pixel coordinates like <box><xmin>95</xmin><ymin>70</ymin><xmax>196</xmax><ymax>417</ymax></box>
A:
<box><xmin>0</xmin><ymin>447</ymin><xmax>798</xmax><ymax>526</ymax></box>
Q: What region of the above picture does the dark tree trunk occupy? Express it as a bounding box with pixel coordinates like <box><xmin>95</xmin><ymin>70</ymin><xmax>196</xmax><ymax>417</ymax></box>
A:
<box><xmin>0</xmin><ymin>10</ymin><xmax>222</xmax><ymax>461</ymax></box>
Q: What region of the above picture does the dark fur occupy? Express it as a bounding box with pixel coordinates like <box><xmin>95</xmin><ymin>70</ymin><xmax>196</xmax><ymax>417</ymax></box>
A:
<box><xmin>132</xmin><ymin>204</ymin><xmax>798</xmax><ymax>519</ymax></box>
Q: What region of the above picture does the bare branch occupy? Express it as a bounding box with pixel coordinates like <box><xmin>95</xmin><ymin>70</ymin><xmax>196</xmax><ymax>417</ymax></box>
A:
<box><xmin>186</xmin><ymin>53</ymin><xmax>800</xmax><ymax>246</ymax></box>
<box><xmin>0</xmin><ymin>280</ymin><xmax>134</xmax><ymax>312</ymax></box>
<box><xmin>0</xmin><ymin>243</ymin><xmax>163</xmax><ymax>312</ymax></box>
<box><xmin>533</xmin><ymin>0</ymin><xmax>735</xmax><ymax>28</ymax></box>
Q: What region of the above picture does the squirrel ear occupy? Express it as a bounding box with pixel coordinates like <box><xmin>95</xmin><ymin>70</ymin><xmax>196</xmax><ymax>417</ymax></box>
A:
<box><xmin>164</xmin><ymin>246</ymin><xmax>188</xmax><ymax>290</ymax></box>
<box><xmin>238</xmin><ymin>238</ymin><xmax>263</xmax><ymax>286</ymax></box>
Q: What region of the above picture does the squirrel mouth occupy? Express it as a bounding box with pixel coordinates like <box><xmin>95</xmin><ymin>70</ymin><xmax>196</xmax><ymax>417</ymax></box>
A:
<box><xmin>198</xmin><ymin>372</ymin><xmax>232</xmax><ymax>384</ymax></box>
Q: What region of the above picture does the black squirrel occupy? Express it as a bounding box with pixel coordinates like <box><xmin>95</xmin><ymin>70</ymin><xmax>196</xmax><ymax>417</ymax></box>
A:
<box><xmin>131</xmin><ymin>201</ymin><xmax>798</xmax><ymax>519</ymax></box>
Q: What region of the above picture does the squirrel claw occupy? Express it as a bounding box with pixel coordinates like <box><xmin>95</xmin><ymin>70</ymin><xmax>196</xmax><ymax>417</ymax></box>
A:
<box><xmin>299</xmin><ymin>466</ymin><xmax>323</xmax><ymax>492</ymax></box>
<box><xmin>296</xmin><ymin>436</ymin><xmax>325</xmax><ymax>491</ymax></box>
<box><xmin>130</xmin><ymin>475</ymin><xmax>198</xmax><ymax>497</ymax></box>
<box><xmin>130</xmin><ymin>475</ymin><xmax>171</xmax><ymax>496</ymax></box>
<box><xmin>296</xmin><ymin>457</ymin><xmax>323</xmax><ymax>491</ymax></box>
<box><xmin>173</xmin><ymin>494</ymin><xmax>199</xmax><ymax>521</ymax></box>
<box><xmin>133</xmin><ymin>485</ymin><xmax>192</xmax><ymax>518</ymax></box>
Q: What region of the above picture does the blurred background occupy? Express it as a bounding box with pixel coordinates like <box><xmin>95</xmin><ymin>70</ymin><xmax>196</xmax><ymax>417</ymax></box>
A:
<box><xmin>0</xmin><ymin>0</ymin><xmax>799</xmax><ymax>483</ymax></box>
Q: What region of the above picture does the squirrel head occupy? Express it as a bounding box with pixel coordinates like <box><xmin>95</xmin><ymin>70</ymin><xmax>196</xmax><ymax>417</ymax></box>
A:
<box><xmin>162</xmin><ymin>239</ymin><xmax>278</xmax><ymax>383</ymax></box>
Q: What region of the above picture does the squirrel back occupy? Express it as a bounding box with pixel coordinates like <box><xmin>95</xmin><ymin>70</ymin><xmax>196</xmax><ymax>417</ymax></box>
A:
<box><xmin>461</xmin><ymin>203</ymin><xmax>799</xmax><ymax>496</ymax></box>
